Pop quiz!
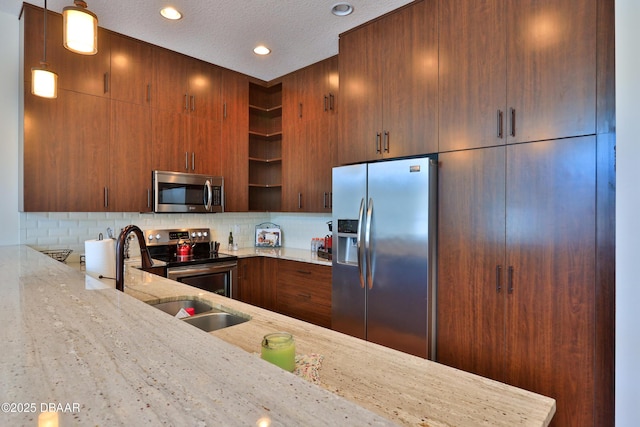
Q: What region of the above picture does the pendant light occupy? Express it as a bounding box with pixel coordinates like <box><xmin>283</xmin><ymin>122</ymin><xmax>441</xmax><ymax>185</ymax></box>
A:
<box><xmin>63</xmin><ymin>0</ymin><xmax>98</xmax><ymax>55</ymax></box>
<box><xmin>31</xmin><ymin>0</ymin><xmax>58</xmax><ymax>99</ymax></box>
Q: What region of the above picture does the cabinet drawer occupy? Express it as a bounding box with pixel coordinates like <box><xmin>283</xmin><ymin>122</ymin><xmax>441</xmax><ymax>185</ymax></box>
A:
<box><xmin>276</xmin><ymin>260</ymin><xmax>331</xmax><ymax>328</ymax></box>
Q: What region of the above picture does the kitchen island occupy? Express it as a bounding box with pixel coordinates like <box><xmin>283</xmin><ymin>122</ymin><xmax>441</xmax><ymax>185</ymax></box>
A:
<box><xmin>1</xmin><ymin>246</ymin><xmax>555</xmax><ymax>426</ymax></box>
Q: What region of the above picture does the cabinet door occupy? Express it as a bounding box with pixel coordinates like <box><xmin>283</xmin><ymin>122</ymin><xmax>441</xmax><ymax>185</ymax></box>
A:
<box><xmin>110</xmin><ymin>34</ymin><xmax>153</xmax><ymax>105</ymax></box>
<box><xmin>506</xmin><ymin>0</ymin><xmax>596</xmax><ymax>143</ymax></box>
<box><xmin>151</xmin><ymin>108</ymin><xmax>188</xmax><ymax>172</ymax></box>
<box><xmin>505</xmin><ymin>137</ymin><xmax>596</xmax><ymax>426</ymax></box>
<box><xmin>187</xmin><ymin>60</ymin><xmax>222</xmax><ymax>120</ymax></box>
<box><xmin>381</xmin><ymin>0</ymin><xmax>438</xmax><ymax>158</ymax></box>
<box><xmin>439</xmin><ymin>0</ymin><xmax>507</xmax><ymax>151</ymax></box>
<box><xmin>281</xmin><ymin>72</ymin><xmax>306</xmax><ymax>211</ymax></box>
<box><xmin>220</xmin><ymin>69</ymin><xmax>249</xmax><ymax>212</ymax></box>
<box><xmin>188</xmin><ymin>116</ymin><xmax>221</xmax><ymax>175</ymax></box>
<box><xmin>338</xmin><ymin>22</ymin><xmax>382</xmax><ymax>164</ymax></box>
<box><xmin>23</xmin><ymin>89</ymin><xmax>109</xmax><ymax>211</ymax></box>
<box><xmin>109</xmin><ymin>100</ymin><xmax>152</xmax><ymax>212</ymax></box>
<box><xmin>236</xmin><ymin>257</ymin><xmax>262</xmax><ymax>305</ymax></box>
<box><xmin>436</xmin><ymin>147</ymin><xmax>507</xmax><ymax>382</ymax></box>
<box><xmin>152</xmin><ymin>47</ymin><xmax>189</xmax><ymax>113</ymax></box>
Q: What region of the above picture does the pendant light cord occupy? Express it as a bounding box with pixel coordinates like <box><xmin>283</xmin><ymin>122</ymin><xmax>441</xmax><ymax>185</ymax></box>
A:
<box><xmin>42</xmin><ymin>0</ymin><xmax>47</xmax><ymax>65</ymax></box>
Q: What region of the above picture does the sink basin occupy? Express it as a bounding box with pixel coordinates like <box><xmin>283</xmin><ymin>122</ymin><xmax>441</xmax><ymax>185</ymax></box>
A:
<box><xmin>182</xmin><ymin>311</ymin><xmax>249</xmax><ymax>332</ymax></box>
<box><xmin>148</xmin><ymin>298</ymin><xmax>249</xmax><ymax>332</ymax></box>
<box><xmin>150</xmin><ymin>299</ymin><xmax>212</xmax><ymax>316</ymax></box>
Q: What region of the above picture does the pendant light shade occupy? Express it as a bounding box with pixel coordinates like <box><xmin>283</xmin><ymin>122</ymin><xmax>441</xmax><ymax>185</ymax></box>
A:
<box><xmin>63</xmin><ymin>0</ymin><xmax>98</xmax><ymax>55</ymax></box>
<box><xmin>31</xmin><ymin>67</ymin><xmax>58</xmax><ymax>99</ymax></box>
<box><xmin>31</xmin><ymin>0</ymin><xmax>57</xmax><ymax>98</ymax></box>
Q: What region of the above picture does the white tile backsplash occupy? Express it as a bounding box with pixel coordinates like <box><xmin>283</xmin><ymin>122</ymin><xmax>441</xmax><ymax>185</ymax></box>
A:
<box><xmin>20</xmin><ymin>211</ymin><xmax>332</xmax><ymax>262</ymax></box>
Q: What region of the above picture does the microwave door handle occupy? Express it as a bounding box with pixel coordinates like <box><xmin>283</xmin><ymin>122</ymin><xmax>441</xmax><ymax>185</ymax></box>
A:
<box><xmin>356</xmin><ymin>198</ymin><xmax>366</xmax><ymax>289</ymax></box>
<box><xmin>204</xmin><ymin>180</ymin><xmax>212</xmax><ymax>211</ymax></box>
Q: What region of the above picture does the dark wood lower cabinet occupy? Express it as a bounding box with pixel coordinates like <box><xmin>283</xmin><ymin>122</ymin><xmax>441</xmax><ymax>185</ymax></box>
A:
<box><xmin>437</xmin><ymin>136</ymin><xmax>610</xmax><ymax>427</ymax></box>
<box><xmin>235</xmin><ymin>257</ymin><xmax>331</xmax><ymax>328</ymax></box>
<box><xmin>275</xmin><ymin>260</ymin><xmax>331</xmax><ymax>328</ymax></box>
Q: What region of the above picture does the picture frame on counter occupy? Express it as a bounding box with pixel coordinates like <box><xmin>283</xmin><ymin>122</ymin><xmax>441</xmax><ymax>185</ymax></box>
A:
<box><xmin>255</xmin><ymin>223</ymin><xmax>281</xmax><ymax>247</ymax></box>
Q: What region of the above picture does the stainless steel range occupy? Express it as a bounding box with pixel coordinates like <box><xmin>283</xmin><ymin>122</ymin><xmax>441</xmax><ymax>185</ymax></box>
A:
<box><xmin>145</xmin><ymin>228</ymin><xmax>237</xmax><ymax>298</ymax></box>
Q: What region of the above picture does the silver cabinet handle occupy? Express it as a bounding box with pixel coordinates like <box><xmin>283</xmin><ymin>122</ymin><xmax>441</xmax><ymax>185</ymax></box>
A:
<box><xmin>190</xmin><ymin>95</ymin><xmax>195</xmax><ymax>112</ymax></box>
<box><xmin>185</xmin><ymin>152</ymin><xmax>189</xmax><ymax>170</ymax></box>
<box><xmin>383</xmin><ymin>131</ymin><xmax>390</xmax><ymax>153</ymax></box>
<box><xmin>497</xmin><ymin>110</ymin><xmax>503</xmax><ymax>138</ymax></box>
<box><xmin>184</xmin><ymin>94</ymin><xmax>189</xmax><ymax>112</ymax></box>
<box><xmin>104</xmin><ymin>187</ymin><xmax>109</xmax><ymax>208</ymax></box>
<box><xmin>223</xmin><ymin>102</ymin><xmax>227</xmax><ymax>119</ymax></box>
<box><xmin>147</xmin><ymin>188</ymin><xmax>151</xmax><ymax>209</ymax></box>
<box><xmin>376</xmin><ymin>132</ymin><xmax>382</xmax><ymax>154</ymax></box>
<box><xmin>329</xmin><ymin>93</ymin><xmax>335</xmax><ymax>111</ymax></box>
<box><xmin>192</xmin><ymin>152</ymin><xmax>195</xmax><ymax>171</ymax></box>
<box><xmin>496</xmin><ymin>265</ymin><xmax>502</xmax><ymax>293</ymax></box>
<box><xmin>298</xmin><ymin>192</ymin><xmax>302</xmax><ymax>209</ymax></box>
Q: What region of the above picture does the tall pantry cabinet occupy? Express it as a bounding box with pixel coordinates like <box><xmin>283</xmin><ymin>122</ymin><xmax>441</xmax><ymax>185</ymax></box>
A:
<box><xmin>435</xmin><ymin>0</ymin><xmax>614</xmax><ymax>426</ymax></box>
<box><xmin>437</xmin><ymin>138</ymin><xmax>597</xmax><ymax>427</ymax></box>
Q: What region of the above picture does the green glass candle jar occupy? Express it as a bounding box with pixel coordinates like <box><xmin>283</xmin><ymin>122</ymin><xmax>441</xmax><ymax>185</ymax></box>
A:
<box><xmin>261</xmin><ymin>332</ymin><xmax>296</xmax><ymax>372</ymax></box>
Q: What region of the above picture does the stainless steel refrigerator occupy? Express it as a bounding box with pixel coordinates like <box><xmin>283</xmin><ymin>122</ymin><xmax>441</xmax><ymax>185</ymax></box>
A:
<box><xmin>332</xmin><ymin>157</ymin><xmax>437</xmax><ymax>359</ymax></box>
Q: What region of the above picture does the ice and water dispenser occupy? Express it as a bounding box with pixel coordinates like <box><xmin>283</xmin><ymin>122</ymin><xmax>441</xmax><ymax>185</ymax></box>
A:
<box><xmin>336</xmin><ymin>219</ymin><xmax>359</xmax><ymax>265</ymax></box>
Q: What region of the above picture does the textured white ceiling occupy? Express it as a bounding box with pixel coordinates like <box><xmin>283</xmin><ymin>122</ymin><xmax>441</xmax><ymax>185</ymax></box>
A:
<box><xmin>1</xmin><ymin>0</ymin><xmax>414</xmax><ymax>81</ymax></box>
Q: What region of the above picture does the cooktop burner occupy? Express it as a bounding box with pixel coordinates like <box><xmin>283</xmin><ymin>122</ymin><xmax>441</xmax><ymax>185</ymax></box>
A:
<box><xmin>144</xmin><ymin>228</ymin><xmax>237</xmax><ymax>267</ymax></box>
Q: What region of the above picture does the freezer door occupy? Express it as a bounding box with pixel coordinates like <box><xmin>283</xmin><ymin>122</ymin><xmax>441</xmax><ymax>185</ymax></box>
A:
<box><xmin>332</xmin><ymin>164</ymin><xmax>367</xmax><ymax>340</ymax></box>
<box><xmin>366</xmin><ymin>158</ymin><xmax>432</xmax><ymax>358</ymax></box>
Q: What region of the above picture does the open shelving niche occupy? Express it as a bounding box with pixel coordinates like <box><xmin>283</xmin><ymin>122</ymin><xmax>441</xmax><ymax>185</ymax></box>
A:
<box><xmin>248</xmin><ymin>82</ymin><xmax>283</xmax><ymax>211</ymax></box>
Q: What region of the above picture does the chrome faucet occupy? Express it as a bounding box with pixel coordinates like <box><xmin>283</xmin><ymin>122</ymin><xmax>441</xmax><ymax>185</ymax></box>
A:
<box><xmin>115</xmin><ymin>225</ymin><xmax>153</xmax><ymax>292</ymax></box>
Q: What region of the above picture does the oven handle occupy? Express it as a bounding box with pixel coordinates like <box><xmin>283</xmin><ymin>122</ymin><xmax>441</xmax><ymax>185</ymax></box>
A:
<box><xmin>167</xmin><ymin>261</ymin><xmax>237</xmax><ymax>278</ymax></box>
<box><xmin>204</xmin><ymin>179</ymin><xmax>213</xmax><ymax>211</ymax></box>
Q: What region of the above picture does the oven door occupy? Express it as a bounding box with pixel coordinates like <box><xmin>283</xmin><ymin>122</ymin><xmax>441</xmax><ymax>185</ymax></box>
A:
<box><xmin>166</xmin><ymin>261</ymin><xmax>237</xmax><ymax>298</ymax></box>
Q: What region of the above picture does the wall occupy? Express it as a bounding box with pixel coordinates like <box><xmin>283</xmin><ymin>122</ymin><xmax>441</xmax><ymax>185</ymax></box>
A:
<box><xmin>0</xmin><ymin>10</ymin><xmax>20</xmax><ymax>246</ymax></box>
<box><xmin>615</xmin><ymin>1</ymin><xmax>640</xmax><ymax>425</ymax></box>
<box><xmin>20</xmin><ymin>211</ymin><xmax>331</xmax><ymax>261</ymax></box>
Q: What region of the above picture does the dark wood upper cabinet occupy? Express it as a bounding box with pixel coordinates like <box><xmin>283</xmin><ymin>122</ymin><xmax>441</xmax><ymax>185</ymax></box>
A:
<box><xmin>339</xmin><ymin>0</ymin><xmax>438</xmax><ymax>165</ymax></box>
<box><xmin>220</xmin><ymin>69</ymin><xmax>249</xmax><ymax>212</ymax></box>
<box><xmin>439</xmin><ymin>0</ymin><xmax>597</xmax><ymax>152</ymax></box>
<box><xmin>22</xmin><ymin>89</ymin><xmax>110</xmax><ymax>212</ymax></box>
<box><xmin>109</xmin><ymin>34</ymin><xmax>153</xmax><ymax>105</ymax></box>
<box><xmin>151</xmin><ymin>47</ymin><xmax>222</xmax><ymax>175</ymax></box>
<box><xmin>281</xmin><ymin>56</ymin><xmax>337</xmax><ymax>213</ymax></box>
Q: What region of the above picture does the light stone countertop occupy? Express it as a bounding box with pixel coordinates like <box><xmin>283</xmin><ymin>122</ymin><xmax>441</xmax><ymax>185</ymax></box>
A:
<box><xmin>3</xmin><ymin>246</ymin><xmax>556</xmax><ymax>426</ymax></box>
<box><xmin>222</xmin><ymin>246</ymin><xmax>332</xmax><ymax>266</ymax></box>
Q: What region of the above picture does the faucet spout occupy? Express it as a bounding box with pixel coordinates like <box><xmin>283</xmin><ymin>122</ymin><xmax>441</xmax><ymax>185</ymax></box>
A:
<box><xmin>115</xmin><ymin>225</ymin><xmax>153</xmax><ymax>292</ymax></box>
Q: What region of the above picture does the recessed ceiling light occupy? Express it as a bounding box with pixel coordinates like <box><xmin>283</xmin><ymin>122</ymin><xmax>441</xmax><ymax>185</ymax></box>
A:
<box><xmin>253</xmin><ymin>45</ymin><xmax>271</xmax><ymax>56</ymax></box>
<box><xmin>331</xmin><ymin>2</ymin><xmax>354</xmax><ymax>16</ymax></box>
<box><xmin>160</xmin><ymin>7</ymin><xmax>182</xmax><ymax>20</ymax></box>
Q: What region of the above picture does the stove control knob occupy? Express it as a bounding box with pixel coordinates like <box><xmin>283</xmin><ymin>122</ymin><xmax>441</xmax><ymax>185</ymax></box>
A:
<box><xmin>197</xmin><ymin>231</ymin><xmax>203</xmax><ymax>237</ymax></box>
<box><xmin>147</xmin><ymin>234</ymin><xmax>153</xmax><ymax>241</ymax></box>
<box><xmin>155</xmin><ymin>233</ymin><xmax>161</xmax><ymax>241</ymax></box>
<box><xmin>191</xmin><ymin>232</ymin><xmax>196</xmax><ymax>238</ymax></box>
<box><xmin>203</xmin><ymin>231</ymin><xmax>208</xmax><ymax>237</ymax></box>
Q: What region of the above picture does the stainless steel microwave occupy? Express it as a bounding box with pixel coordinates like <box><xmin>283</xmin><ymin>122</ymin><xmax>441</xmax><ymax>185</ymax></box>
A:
<box><xmin>153</xmin><ymin>171</ymin><xmax>224</xmax><ymax>213</ymax></box>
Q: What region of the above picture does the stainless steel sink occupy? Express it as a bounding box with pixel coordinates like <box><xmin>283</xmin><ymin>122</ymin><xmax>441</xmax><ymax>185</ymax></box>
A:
<box><xmin>150</xmin><ymin>299</ymin><xmax>212</xmax><ymax>316</ymax></box>
<box><xmin>182</xmin><ymin>311</ymin><xmax>249</xmax><ymax>332</ymax></box>
<box><xmin>148</xmin><ymin>298</ymin><xmax>249</xmax><ymax>332</ymax></box>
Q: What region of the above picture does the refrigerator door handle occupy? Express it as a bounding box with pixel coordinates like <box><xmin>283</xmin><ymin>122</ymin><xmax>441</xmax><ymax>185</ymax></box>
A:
<box><xmin>365</xmin><ymin>198</ymin><xmax>374</xmax><ymax>290</ymax></box>
<box><xmin>356</xmin><ymin>198</ymin><xmax>366</xmax><ymax>288</ymax></box>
